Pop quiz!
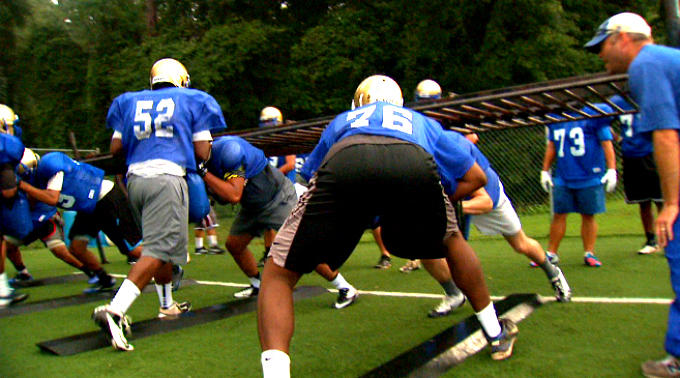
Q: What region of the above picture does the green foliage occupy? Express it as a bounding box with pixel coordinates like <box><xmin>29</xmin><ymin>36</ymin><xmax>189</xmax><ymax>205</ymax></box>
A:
<box><xmin>4</xmin><ymin>0</ymin><xmax>666</xmax><ymax>150</ymax></box>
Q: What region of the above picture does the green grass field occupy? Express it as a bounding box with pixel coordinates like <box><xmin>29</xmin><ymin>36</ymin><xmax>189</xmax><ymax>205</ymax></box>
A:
<box><xmin>0</xmin><ymin>200</ymin><xmax>673</xmax><ymax>377</ymax></box>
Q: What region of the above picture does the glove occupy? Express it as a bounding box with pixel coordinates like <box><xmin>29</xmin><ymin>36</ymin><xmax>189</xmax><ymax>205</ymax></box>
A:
<box><xmin>600</xmin><ymin>169</ymin><xmax>617</xmax><ymax>193</ymax></box>
<box><xmin>540</xmin><ymin>170</ymin><xmax>553</xmax><ymax>192</ymax></box>
<box><xmin>197</xmin><ymin>161</ymin><xmax>208</xmax><ymax>178</ymax></box>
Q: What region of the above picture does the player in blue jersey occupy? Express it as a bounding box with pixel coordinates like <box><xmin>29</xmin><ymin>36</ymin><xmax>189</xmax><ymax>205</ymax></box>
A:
<box><xmin>586</xmin><ymin>11</ymin><xmax>680</xmax><ymax>375</ymax></box>
<box><xmin>199</xmin><ymin>136</ymin><xmax>359</xmax><ymax>307</ymax></box>
<box><xmin>540</xmin><ymin>103</ymin><xmax>618</xmax><ymax>267</ymax></box>
<box><xmin>0</xmin><ymin>133</ymin><xmax>29</xmax><ymax>307</ymax></box>
<box><xmin>18</xmin><ymin>151</ymin><xmax>145</xmax><ymax>292</ymax></box>
<box><xmin>258</xmin><ymin>75</ymin><xmax>518</xmax><ymax>376</ymax></box>
<box><xmin>256</xmin><ymin>106</ymin><xmax>296</xmax><ymax>267</ymax></box>
<box><xmin>0</xmin><ymin>104</ymin><xmax>22</xmax><ymax>139</ymax></box>
<box><xmin>91</xmin><ymin>58</ymin><xmax>225</xmax><ymax>351</ymax></box>
<box><xmin>422</xmin><ymin>131</ymin><xmax>571</xmax><ymax>317</ymax></box>
<box><xmin>193</xmin><ymin>203</ymin><xmax>225</xmax><ymax>255</ymax></box>
<box><xmin>609</xmin><ymin>95</ymin><xmax>663</xmax><ymax>254</ymax></box>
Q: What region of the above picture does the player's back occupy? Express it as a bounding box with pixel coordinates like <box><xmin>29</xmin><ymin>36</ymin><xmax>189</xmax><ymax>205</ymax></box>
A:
<box><xmin>108</xmin><ymin>87</ymin><xmax>216</xmax><ymax>170</ymax></box>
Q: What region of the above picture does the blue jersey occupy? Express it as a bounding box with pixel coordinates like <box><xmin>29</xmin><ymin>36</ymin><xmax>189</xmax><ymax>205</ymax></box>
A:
<box><xmin>0</xmin><ymin>133</ymin><xmax>24</xmax><ymax>166</ymax></box>
<box><xmin>629</xmin><ymin>45</ymin><xmax>680</xmax><ymax>137</ymax></box>
<box><xmin>35</xmin><ymin>152</ymin><xmax>104</xmax><ymax>213</ymax></box>
<box><xmin>107</xmin><ymin>87</ymin><xmax>226</xmax><ymax>171</ymax></box>
<box><xmin>268</xmin><ymin>156</ymin><xmax>296</xmax><ymax>183</ymax></box>
<box><xmin>301</xmin><ymin>102</ymin><xmax>475</xmax><ymax>196</ymax></box>
<box><xmin>609</xmin><ymin>95</ymin><xmax>652</xmax><ymax>157</ymax></box>
<box><xmin>547</xmin><ymin>104</ymin><xmax>614</xmax><ymax>188</ymax></box>
<box><xmin>208</xmin><ymin>136</ymin><xmax>269</xmax><ymax>180</ymax></box>
<box><xmin>448</xmin><ymin>131</ymin><xmax>502</xmax><ymax>208</ymax></box>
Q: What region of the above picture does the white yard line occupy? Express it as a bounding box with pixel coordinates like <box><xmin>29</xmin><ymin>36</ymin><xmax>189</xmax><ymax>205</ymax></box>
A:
<box><xmin>106</xmin><ymin>273</ymin><xmax>673</xmax><ymax>304</ymax></box>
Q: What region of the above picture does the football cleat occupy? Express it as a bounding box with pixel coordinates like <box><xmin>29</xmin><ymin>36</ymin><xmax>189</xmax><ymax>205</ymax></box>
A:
<box><xmin>550</xmin><ymin>267</ymin><xmax>572</xmax><ymax>302</ymax></box>
<box><xmin>92</xmin><ymin>305</ymin><xmax>133</xmax><ymax>351</ymax></box>
<box><xmin>150</xmin><ymin>58</ymin><xmax>190</xmax><ymax>89</ymax></box>
<box><xmin>259</xmin><ymin>106</ymin><xmax>283</xmax><ymax>127</ymax></box>
<box><xmin>638</xmin><ymin>244</ymin><xmax>659</xmax><ymax>255</ymax></box>
<box><xmin>641</xmin><ymin>355</ymin><xmax>680</xmax><ymax>377</ymax></box>
<box><xmin>374</xmin><ymin>255</ymin><xmax>392</xmax><ymax>269</ymax></box>
<box><xmin>414</xmin><ymin>79</ymin><xmax>442</xmax><ymax>101</ymax></box>
<box><xmin>584</xmin><ymin>252</ymin><xmax>602</xmax><ymax>267</ymax></box>
<box><xmin>195</xmin><ymin>247</ymin><xmax>209</xmax><ymax>255</ymax></box>
<box><xmin>351</xmin><ymin>75</ymin><xmax>403</xmax><ymax>110</ymax></box>
<box><xmin>234</xmin><ymin>285</ymin><xmax>259</xmax><ymax>298</ymax></box>
<box><xmin>158</xmin><ymin>301</ymin><xmax>192</xmax><ymax>319</ymax></box>
<box><xmin>399</xmin><ymin>259</ymin><xmax>421</xmax><ymax>273</ymax></box>
<box><xmin>207</xmin><ymin>245</ymin><xmax>226</xmax><ymax>255</ymax></box>
<box><xmin>8</xmin><ymin>271</ymin><xmax>34</xmax><ymax>286</ymax></box>
<box><xmin>486</xmin><ymin>318</ymin><xmax>519</xmax><ymax>361</ymax></box>
<box><xmin>428</xmin><ymin>292</ymin><xmax>466</xmax><ymax>317</ymax></box>
<box><xmin>83</xmin><ymin>275</ymin><xmax>116</xmax><ymax>294</ymax></box>
<box><xmin>0</xmin><ymin>290</ymin><xmax>29</xmax><ymax>308</ymax></box>
<box><xmin>334</xmin><ymin>287</ymin><xmax>359</xmax><ymax>309</ymax></box>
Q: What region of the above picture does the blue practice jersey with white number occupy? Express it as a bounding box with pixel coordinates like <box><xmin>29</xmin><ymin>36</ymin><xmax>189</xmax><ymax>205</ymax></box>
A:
<box><xmin>301</xmin><ymin>102</ymin><xmax>475</xmax><ymax>196</ymax></box>
<box><xmin>629</xmin><ymin>45</ymin><xmax>680</xmax><ymax>138</ymax></box>
<box><xmin>107</xmin><ymin>87</ymin><xmax>226</xmax><ymax>170</ymax></box>
<box><xmin>295</xmin><ymin>153</ymin><xmax>309</xmax><ymax>175</ymax></box>
<box><xmin>609</xmin><ymin>95</ymin><xmax>652</xmax><ymax>158</ymax></box>
<box><xmin>208</xmin><ymin>136</ymin><xmax>268</xmax><ymax>180</ymax></box>
<box><xmin>0</xmin><ymin>133</ymin><xmax>24</xmax><ymax>166</ymax></box>
<box><xmin>447</xmin><ymin>131</ymin><xmax>502</xmax><ymax>208</ymax></box>
<box><xmin>35</xmin><ymin>152</ymin><xmax>104</xmax><ymax>213</ymax></box>
<box><xmin>547</xmin><ymin>104</ymin><xmax>614</xmax><ymax>188</ymax></box>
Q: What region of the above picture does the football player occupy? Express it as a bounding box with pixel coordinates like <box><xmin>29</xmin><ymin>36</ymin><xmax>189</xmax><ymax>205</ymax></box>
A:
<box><xmin>0</xmin><ymin>133</ymin><xmax>30</xmax><ymax>307</ymax></box>
<box><xmin>92</xmin><ymin>58</ymin><xmax>225</xmax><ymax>351</ymax></box>
<box><xmin>423</xmin><ymin>131</ymin><xmax>571</xmax><ymax>318</ymax></box>
<box><xmin>259</xmin><ymin>75</ymin><xmax>518</xmax><ymax>376</ymax></box>
<box><xmin>199</xmin><ymin>135</ymin><xmax>358</xmax><ymax>308</ymax></box>
<box><xmin>540</xmin><ymin>103</ymin><xmax>617</xmax><ymax>267</ymax></box>
<box><xmin>0</xmin><ymin>104</ymin><xmax>22</xmax><ymax>138</ymax></box>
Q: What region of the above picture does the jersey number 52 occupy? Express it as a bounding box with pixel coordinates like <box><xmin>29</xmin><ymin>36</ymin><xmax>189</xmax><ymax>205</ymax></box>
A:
<box><xmin>134</xmin><ymin>98</ymin><xmax>176</xmax><ymax>140</ymax></box>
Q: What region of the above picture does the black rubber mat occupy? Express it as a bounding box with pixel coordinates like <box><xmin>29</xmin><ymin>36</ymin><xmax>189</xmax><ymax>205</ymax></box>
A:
<box><xmin>0</xmin><ymin>279</ymin><xmax>198</xmax><ymax>319</ymax></box>
<box><xmin>360</xmin><ymin>293</ymin><xmax>543</xmax><ymax>377</ymax></box>
<box><xmin>37</xmin><ymin>285</ymin><xmax>327</xmax><ymax>356</ymax></box>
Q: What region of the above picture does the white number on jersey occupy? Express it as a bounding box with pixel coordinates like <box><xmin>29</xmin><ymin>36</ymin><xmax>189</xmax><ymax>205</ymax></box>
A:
<box><xmin>619</xmin><ymin>114</ymin><xmax>634</xmax><ymax>138</ymax></box>
<box><xmin>133</xmin><ymin>98</ymin><xmax>176</xmax><ymax>140</ymax></box>
<box><xmin>57</xmin><ymin>194</ymin><xmax>76</xmax><ymax>209</ymax></box>
<box><xmin>554</xmin><ymin>126</ymin><xmax>586</xmax><ymax>157</ymax></box>
<box><xmin>347</xmin><ymin>104</ymin><xmax>413</xmax><ymax>135</ymax></box>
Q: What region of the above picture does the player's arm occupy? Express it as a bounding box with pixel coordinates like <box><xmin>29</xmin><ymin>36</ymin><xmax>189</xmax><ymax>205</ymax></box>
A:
<box><xmin>462</xmin><ymin>187</ymin><xmax>493</xmax><ymax>215</ymax></box>
<box><xmin>279</xmin><ymin>154</ymin><xmax>296</xmax><ymax>175</ymax></box>
<box><xmin>110</xmin><ymin>134</ymin><xmax>123</xmax><ymax>157</ymax></box>
<box><xmin>601</xmin><ymin>140</ymin><xmax>616</xmax><ymax>170</ymax></box>
<box><xmin>202</xmin><ymin>171</ymin><xmax>245</xmax><ymax>204</ymax></box>
<box><xmin>18</xmin><ymin>172</ymin><xmax>62</xmax><ymax>206</ymax></box>
<box><xmin>449</xmin><ymin>162</ymin><xmax>487</xmax><ymax>202</ymax></box>
<box><xmin>541</xmin><ymin>140</ymin><xmax>556</xmax><ymax>171</ymax></box>
<box><xmin>194</xmin><ymin>140</ymin><xmax>211</xmax><ymax>163</ymax></box>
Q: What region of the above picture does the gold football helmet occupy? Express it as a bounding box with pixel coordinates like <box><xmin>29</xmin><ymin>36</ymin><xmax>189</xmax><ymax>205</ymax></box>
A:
<box><xmin>150</xmin><ymin>58</ymin><xmax>191</xmax><ymax>89</ymax></box>
<box><xmin>259</xmin><ymin>106</ymin><xmax>283</xmax><ymax>127</ymax></box>
<box><xmin>0</xmin><ymin>104</ymin><xmax>18</xmax><ymax>135</ymax></box>
<box><xmin>414</xmin><ymin>79</ymin><xmax>442</xmax><ymax>101</ymax></box>
<box><xmin>18</xmin><ymin>148</ymin><xmax>40</xmax><ymax>175</ymax></box>
<box><xmin>351</xmin><ymin>75</ymin><xmax>403</xmax><ymax>110</ymax></box>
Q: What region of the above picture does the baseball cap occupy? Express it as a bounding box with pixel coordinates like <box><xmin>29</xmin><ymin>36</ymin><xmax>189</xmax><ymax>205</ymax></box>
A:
<box><xmin>584</xmin><ymin>12</ymin><xmax>651</xmax><ymax>52</ymax></box>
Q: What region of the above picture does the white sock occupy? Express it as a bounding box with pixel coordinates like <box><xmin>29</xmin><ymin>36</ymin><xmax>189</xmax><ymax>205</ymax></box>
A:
<box><xmin>261</xmin><ymin>349</ymin><xmax>290</xmax><ymax>378</ymax></box>
<box><xmin>476</xmin><ymin>302</ymin><xmax>501</xmax><ymax>339</ymax></box>
<box><xmin>155</xmin><ymin>282</ymin><xmax>174</xmax><ymax>309</ymax></box>
<box><xmin>0</xmin><ymin>272</ymin><xmax>10</xmax><ymax>296</ymax></box>
<box><xmin>249</xmin><ymin>276</ymin><xmax>261</xmax><ymax>289</ymax></box>
<box><xmin>110</xmin><ymin>279</ymin><xmax>141</xmax><ymax>314</ymax></box>
<box><xmin>330</xmin><ymin>273</ymin><xmax>351</xmax><ymax>290</ymax></box>
<box><xmin>207</xmin><ymin>234</ymin><xmax>218</xmax><ymax>247</ymax></box>
<box><xmin>195</xmin><ymin>238</ymin><xmax>204</xmax><ymax>249</ymax></box>
<box><xmin>584</xmin><ymin>251</ymin><xmax>593</xmax><ymax>256</ymax></box>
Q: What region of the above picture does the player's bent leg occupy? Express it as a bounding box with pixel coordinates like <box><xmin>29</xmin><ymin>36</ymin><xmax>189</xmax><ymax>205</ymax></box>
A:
<box><xmin>258</xmin><ymin>261</ymin><xmax>302</xmax><ymax>355</ymax></box>
<box><xmin>226</xmin><ymin>234</ymin><xmax>259</xmax><ymax>277</ymax></box>
<box><xmin>443</xmin><ymin>233</ymin><xmax>490</xmax><ymax>312</ymax></box>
